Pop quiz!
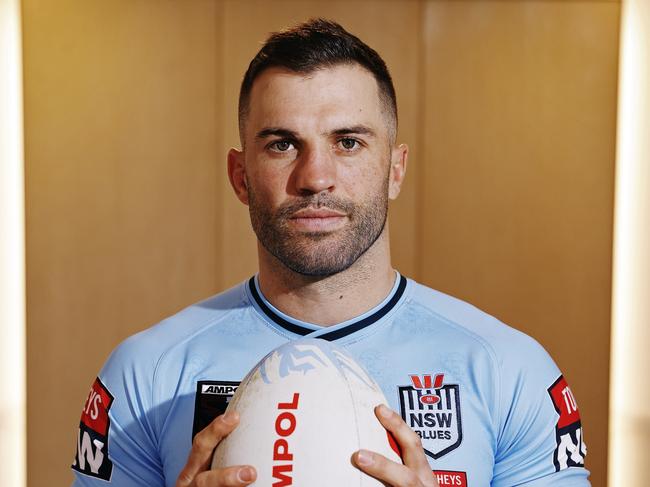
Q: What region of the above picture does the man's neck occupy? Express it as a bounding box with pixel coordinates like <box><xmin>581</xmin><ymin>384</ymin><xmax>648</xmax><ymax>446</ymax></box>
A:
<box><xmin>256</xmin><ymin>231</ymin><xmax>396</xmax><ymax>327</ymax></box>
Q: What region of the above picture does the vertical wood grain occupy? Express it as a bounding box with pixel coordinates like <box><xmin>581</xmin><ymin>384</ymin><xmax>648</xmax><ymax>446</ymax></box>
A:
<box><xmin>419</xmin><ymin>2</ymin><xmax>619</xmax><ymax>485</ymax></box>
<box><xmin>22</xmin><ymin>1</ymin><xmax>221</xmax><ymax>485</ymax></box>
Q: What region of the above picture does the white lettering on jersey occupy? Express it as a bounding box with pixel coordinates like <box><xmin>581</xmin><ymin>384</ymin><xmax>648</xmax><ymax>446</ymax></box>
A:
<box><xmin>76</xmin><ymin>429</ymin><xmax>105</xmax><ymax>474</ymax></box>
<box><xmin>556</xmin><ymin>426</ymin><xmax>587</xmax><ymax>470</ymax></box>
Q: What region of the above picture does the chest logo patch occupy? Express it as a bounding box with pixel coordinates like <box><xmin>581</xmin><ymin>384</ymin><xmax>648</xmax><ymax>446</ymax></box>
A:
<box><xmin>398</xmin><ymin>373</ymin><xmax>462</xmax><ymax>459</ymax></box>
<box><xmin>547</xmin><ymin>375</ymin><xmax>587</xmax><ymax>470</ymax></box>
<box><xmin>192</xmin><ymin>380</ymin><xmax>240</xmax><ymax>439</ymax></box>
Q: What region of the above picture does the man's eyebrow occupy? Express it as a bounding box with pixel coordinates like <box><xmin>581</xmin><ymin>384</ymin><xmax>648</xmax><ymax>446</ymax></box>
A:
<box><xmin>255</xmin><ymin>125</ymin><xmax>377</xmax><ymax>140</ymax></box>
<box><xmin>255</xmin><ymin>128</ymin><xmax>298</xmax><ymax>140</ymax></box>
<box><xmin>329</xmin><ymin>125</ymin><xmax>377</xmax><ymax>137</ymax></box>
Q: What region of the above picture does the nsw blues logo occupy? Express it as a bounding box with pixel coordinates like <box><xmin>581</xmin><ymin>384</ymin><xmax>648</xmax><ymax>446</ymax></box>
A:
<box><xmin>398</xmin><ymin>373</ymin><xmax>462</xmax><ymax>459</ymax></box>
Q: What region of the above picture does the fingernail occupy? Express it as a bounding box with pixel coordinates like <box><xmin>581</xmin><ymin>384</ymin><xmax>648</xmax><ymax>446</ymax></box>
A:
<box><xmin>238</xmin><ymin>467</ymin><xmax>254</xmax><ymax>482</ymax></box>
<box><xmin>377</xmin><ymin>404</ymin><xmax>392</xmax><ymax>418</ymax></box>
<box><xmin>357</xmin><ymin>449</ymin><xmax>374</xmax><ymax>466</ymax></box>
<box><xmin>222</xmin><ymin>410</ymin><xmax>238</xmax><ymax>425</ymax></box>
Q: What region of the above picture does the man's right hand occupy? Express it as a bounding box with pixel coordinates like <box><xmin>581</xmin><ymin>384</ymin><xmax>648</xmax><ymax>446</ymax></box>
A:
<box><xmin>175</xmin><ymin>411</ymin><xmax>257</xmax><ymax>487</ymax></box>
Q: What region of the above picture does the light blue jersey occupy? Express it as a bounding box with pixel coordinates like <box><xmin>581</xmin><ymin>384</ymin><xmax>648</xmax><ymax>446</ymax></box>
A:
<box><xmin>72</xmin><ymin>274</ymin><xmax>589</xmax><ymax>486</ymax></box>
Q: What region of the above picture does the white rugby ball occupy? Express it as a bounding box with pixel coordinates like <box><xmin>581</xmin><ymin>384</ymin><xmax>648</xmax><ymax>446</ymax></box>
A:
<box><xmin>212</xmin><ymin>338</ymin><xmax>402</xmax><ymax>486</ymax></box>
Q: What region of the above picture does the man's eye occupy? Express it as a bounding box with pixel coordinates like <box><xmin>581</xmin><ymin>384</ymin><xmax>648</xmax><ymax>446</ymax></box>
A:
<box><xmin>338</xmin><ymin>138</ymin><xmax>359</xmax><ymax>151</ymax></box>
<box><xmin>270</xmin><ymin>140</ymin><xmax>294</xmax><ymax>152</ymax></box>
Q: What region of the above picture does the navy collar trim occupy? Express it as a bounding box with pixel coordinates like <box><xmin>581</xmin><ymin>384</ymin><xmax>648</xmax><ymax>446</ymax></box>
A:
<box><xmin>247</xmin><ymin>274</ymin><xmax>408</xmax><ymax>341</ymax></box>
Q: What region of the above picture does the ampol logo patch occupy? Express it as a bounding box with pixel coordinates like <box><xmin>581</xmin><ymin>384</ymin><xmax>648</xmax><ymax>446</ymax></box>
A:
<box><xmin>399</xmin><ymin>374</ymin><xmax>462</xmax><ymax>459</ymax></box>
<box><xmin>547</xmin><ymin>375</ymin><xmax>587</xmax><ymax>471</ymax></box>
<box><xmin>192</xmin><ymin>380</ymin><xmax>240</xmax><ymax>438</ymax></box>
<box><xmin>72</xmin><ymin>377</ymin><xmax>114</xmax><ymax>480</ymax></box>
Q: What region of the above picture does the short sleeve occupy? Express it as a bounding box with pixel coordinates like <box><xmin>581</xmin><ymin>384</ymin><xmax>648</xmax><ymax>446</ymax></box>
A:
<box><xmin>491</xmin><ymin>335</ymin><xmax>590</xmax><ymax>486</ymax></box>
<box><xmin>71</xmin><ymin>337</ymin><xmax>165</xmax><ymax>486</ymax></box>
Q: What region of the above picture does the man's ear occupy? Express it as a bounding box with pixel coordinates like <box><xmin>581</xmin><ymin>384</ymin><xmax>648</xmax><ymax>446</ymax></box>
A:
<box><xmin>388</xmin><ymin>143</ymin><xmax>408</xmax><ymax>200</ymax></box>
<box><xmin>227</xmin><ymin>148</ymin><xmax>249</xmax><ymax>205</ymax></box>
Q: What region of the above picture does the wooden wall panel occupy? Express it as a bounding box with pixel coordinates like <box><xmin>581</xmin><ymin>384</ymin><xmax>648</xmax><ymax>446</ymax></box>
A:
<box><xmin>218</xmin><ymin>0</ymin><xmax>422</xmax><ymax>288</ymax></box>
<box><xmin>22</xmin><ymin>1</ymin><xmax>221</xmax><ymax>486</ymax></box>
<box><xmin>419</xmin><ymin>2</ymin><xmax>620</xmax><ymax>486</ymax></box>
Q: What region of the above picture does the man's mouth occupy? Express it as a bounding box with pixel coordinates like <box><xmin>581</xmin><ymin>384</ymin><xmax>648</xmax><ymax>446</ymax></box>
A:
<box><xmin>288</xmin><ymin>208</ymin><xmax>348</xmax><ymax>231</ymax></box>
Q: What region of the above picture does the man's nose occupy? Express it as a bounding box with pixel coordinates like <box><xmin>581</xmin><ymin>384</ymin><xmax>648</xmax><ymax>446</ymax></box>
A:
<box><xmin>292</xmin><ymin>145</ymin><xmax>336</xmax><ymax>195</ymax></box>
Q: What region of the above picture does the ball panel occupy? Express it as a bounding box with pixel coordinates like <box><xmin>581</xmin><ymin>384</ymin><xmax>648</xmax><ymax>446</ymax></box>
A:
<box><xmin>212</xmin><ymin>339</ymin><xmax>401</xmax><ymax>486</ymax></box>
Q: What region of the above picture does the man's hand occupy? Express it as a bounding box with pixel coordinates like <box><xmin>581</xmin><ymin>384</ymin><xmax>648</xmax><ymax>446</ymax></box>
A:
<box><xmin>175</xmin><ymin>411</ymin><xmax>257</xmax><ymax>487</ymax></box>
<box><xmin>353</xmin><ymin>405</ymin><xmax>439</xmax><ymax>487</ymax></box>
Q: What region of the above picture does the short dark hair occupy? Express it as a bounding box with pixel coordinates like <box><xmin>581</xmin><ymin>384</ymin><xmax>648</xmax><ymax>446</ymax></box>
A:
<box><xmin>238</xmin><ymin>18</ymin><xmax>397</xmax><ymax>143</ymax></box>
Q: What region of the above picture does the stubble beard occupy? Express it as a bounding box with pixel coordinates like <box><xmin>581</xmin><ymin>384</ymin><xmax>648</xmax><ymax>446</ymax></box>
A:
<box><xmin>248</xmin><ymin>178</ymin><xmax>389</xmax><ymax>277</ymax></box>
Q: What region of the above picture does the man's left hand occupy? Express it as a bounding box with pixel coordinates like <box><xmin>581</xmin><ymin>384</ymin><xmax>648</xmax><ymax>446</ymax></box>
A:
<box><xmin>353</xmin><ymin>405</ymin><xmax>439</xmax><ymax>487</ymax></box>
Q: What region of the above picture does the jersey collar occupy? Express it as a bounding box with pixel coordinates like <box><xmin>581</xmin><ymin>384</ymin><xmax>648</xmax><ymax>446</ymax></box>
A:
<box><xmin>247</xmin><ymin>272</ymin><xmax>408</xmax><ymax>341</ymax></box>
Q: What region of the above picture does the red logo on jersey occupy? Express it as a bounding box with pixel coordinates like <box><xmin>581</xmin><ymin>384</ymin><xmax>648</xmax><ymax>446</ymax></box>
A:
<box><xmin>548</xmin><ymin>376</ymin><xmax>580</xmax><ymax>428</ymax></box>
<box><xmin>433</xmin><ymin>470</ymin><xmax>468</xmax><ymax>487</ymax></box>
<box><xmin>410</xmin><ymin>374</ymin><xmax>445</xmax><ymax>405</ymax></box>
<box><xmin>410</xmin><ymin>374</ymin><xmax>444</xmax><ymax>390</ymax></box>
<box><xmin>547</xmin><ymin>375</ymin><xmax>586</xmax><ymax>471</ymax></box>
<box><xmin>80</xmin><ymin>378</ymin><xmax>113</xmax><ymax>436</ymax></box>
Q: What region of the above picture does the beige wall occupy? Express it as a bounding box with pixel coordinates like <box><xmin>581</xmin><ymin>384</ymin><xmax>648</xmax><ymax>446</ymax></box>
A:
<box><xmin>22</xmin><ymin>1</ymin><xmax>619</xmax><ymax>486</ymax></box>
<box><xmin>419</xmin><ymin>3</ymin><xmax>619</xmax><ymax>486</ymax></box>
<box><xmin>22</xmin><ymin>2</ymin><xmax>222</xmax><ymax>486</ymax></box>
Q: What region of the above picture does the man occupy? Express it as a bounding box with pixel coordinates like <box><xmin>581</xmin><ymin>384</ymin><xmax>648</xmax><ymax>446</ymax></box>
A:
<box><xmin>71</xmin><ymin>19</ymin><xmax>590</xmax><ymax>487</ymax></box>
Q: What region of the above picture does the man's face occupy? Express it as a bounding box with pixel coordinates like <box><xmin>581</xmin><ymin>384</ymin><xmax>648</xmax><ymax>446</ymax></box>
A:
<box><xmin>231</xmin><ymin>64</ymin><xmax>404</xmax><ymax>277</ymax></box>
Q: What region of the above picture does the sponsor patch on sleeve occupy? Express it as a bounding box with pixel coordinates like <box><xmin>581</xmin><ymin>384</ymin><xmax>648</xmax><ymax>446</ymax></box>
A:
<box><xmin>72</xmin><ymin>377</ymin><xmax>114</xmax><ymax>480</ymax></box>
<box><xmin>547</xmin><ymin>375</ymin><xmax>587</xmax><ymax>471</ymax></box>
<box><xmin>192</xmin><ymin>380</ymin><xmax>240</xmax><ymax>439</ymax></box>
